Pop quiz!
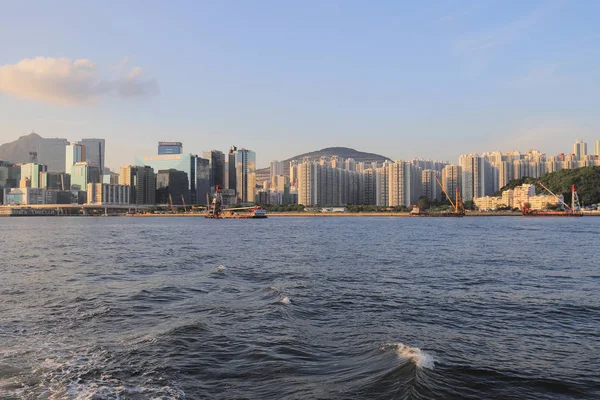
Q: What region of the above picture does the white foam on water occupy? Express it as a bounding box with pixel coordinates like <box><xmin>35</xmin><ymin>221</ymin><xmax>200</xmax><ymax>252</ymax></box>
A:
<box><xmin>383</xmin><ymin>343</ymin><xmax>435</xmax><ymax>370</ymax></box>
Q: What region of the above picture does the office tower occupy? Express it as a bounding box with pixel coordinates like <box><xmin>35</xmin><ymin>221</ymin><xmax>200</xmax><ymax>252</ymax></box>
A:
<box><xmin>158</xmin><ymin>141</ymin><xmax>183</xmax><ymax>155</ymax></box>
<box><xmin>196</xmin><ymin>157</ymin><xmax>210</xmax><ymax>205</ymax></box>
<box><xmin>37</xmin><ymin>138</ymin><xmax>68</xmax><ymax>172</ymax></box>
<box><xmin>441</xmin><ymin>164</ymin><xmax>462</xmax><ymax>203</ymax></box>
<box><xmin>120</xmin><ymin>165</ymin><xmax>156</xmax><ymax>205</ymax></box>
<box><xmin>422</xmin><ymin>170</ymin><xmax>441</xmax><ymax>202</ymax></box>
<box><xmin>227</xmin><ymin>146</ymin><xmax>238</xmax><ymax>192</ymax></box>
<box><xmin>573</xmin><ymin>139</ymin><xmax>587</xmax><ymax>160</ymax></box>
<box><xmin>235</xmin><ymin>148</ymin><xmax>256</xmax><ymax>203</ymax></box>
<box><xmin>71</xmin><ymin>162</ymin><xmax>101</xmax><ymax>191</ymax></box>
<box><xmin>65</xmin><ymin>143</ymin><xmax>86</xmax><ymax>173</ymax></box>
<box><xmin>0</xmin><ymin>161</ymin><xmax>19</xmax><ymax>190</ymax></box>
<box><xmin>39</xmin><ymin>172</ymin><xmax>68</xmax><ymax>190</ymax></box>
<box><xmin>81</xmin><ymin>139</ymin><xmax>105</xmax><ymax>173</ymax></box>
<box><xmin>71</xmin><ymin>162</ymin><xmax>89</xmax><ymax>191</ymax></box>
<box><xmin>133</xmin><ymin>153</ymin><xmax>209</xmax><ymax>205</ymax></box>
<box><xmin>270</xmin><ymin>160</ymin><xmax>284</xmax><ymax>178</ymax></box>
<box><xmin>87</xmin><ymin>183</ymin><xmax>130</xmax><ymax>205</ymax></box>
<box><xmin>203</xmin><ymin>150</ymin><xmax>226</xmax><ymax>191</ymax></box>
<box><xmin>20</xmin><ymin>163</ymin><xmax>48</xmax><ymax>188</ymax></box>
<box><xmin>595</xmin><ymin>141</ymin><xmax>600</xmax><ymax>157</ymax></box>
<box><xmin>156</xmin><ymin>169</ymin><xmax>189</xmax><ymax>205</ymax></box>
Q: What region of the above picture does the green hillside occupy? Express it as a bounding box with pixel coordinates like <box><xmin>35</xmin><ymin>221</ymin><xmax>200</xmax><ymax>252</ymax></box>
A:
<box><xmin>495</xmin><ymin>166</ymin><xmax>600</xmax><ymax>206</ymax></box>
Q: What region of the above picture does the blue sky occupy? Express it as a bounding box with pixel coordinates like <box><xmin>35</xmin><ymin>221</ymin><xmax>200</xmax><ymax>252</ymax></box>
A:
<box><xmin>1</xmin><ymin>0</ymin><xmax>599</xmax><ymax>169</ymax></box>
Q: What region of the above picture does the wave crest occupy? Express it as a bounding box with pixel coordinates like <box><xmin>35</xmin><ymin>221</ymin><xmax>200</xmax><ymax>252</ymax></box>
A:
<box><xmin>383</xmin><ymin>343</ymin><xmax>435</xmax><ymax>370</ymax></box>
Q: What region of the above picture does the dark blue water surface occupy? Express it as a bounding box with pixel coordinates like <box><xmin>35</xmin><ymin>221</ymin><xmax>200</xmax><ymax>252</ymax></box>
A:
<box><xmin>0</xmin><ymin>216</ymin><xmax>599</xmax><ymax>399</ymax></box>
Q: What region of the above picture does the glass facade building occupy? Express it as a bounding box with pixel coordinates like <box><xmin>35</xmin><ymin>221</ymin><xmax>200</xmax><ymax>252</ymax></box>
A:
<box><xmin>133</xmin><ymin>154</ymin><xmax>210</xmax><ymax>205</ymax></box>
<box><xmin>235</xmin><ymin>149</ymin><xmax>256</xmax><ymax>203</ymax></box>
<box><xmin>66</xmin><ymin>143</ymin><xmax>86</xmax><ymax>174</ymax></box>
<box><xmin>37</xmin><ymin>138</ymin><xmax>69</xmax><ymax>173</ymax></box>
<box><xmin>203</xmin><ymin>150</ymin><xmax>225</xmax><ymax>192</ymax></box>
<box><xmin>81</xmin><ymin>139</ymin><xmax>105</xmax><ymax>173</ymax></box>
<box><xmin>156</xmin><ymin>169</ymin><xmax>189</xmax><ymax>205</ymax></box>
<box><xmin>158</xmin><ymin>142</ymin><xmax>183</xmax><ymax>155</ymax></box>
<box><xmin>20</xmin><ymin>163</ymin><xmax>48</xmax><ymax>188</ymax></box>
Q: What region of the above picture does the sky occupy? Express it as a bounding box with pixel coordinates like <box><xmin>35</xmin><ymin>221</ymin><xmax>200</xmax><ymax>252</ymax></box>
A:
<box><xmin>0</xmin><ymin>0</ymin><xmax>599</xmax><ymax>170</ymax></box>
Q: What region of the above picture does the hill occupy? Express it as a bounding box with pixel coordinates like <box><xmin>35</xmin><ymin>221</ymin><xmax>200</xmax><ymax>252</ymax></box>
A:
<box><xmin>256</xmin><ymin>147</ymin><xmax>392</xmax><ymax>178</ymax></box>
<box><xmin>495</xmin><ymin>166</ymin><xmax>600</xmax><ymax>206</ymax></box>
<box><xmin>0</xmin><ymin>132</ymin><xmax>43</xmax><ymax>164</ymax></box>
<box><xmin>288</xmin><ymin>147</ymin><xmax>392</xmax><ymax>163</ymax></box>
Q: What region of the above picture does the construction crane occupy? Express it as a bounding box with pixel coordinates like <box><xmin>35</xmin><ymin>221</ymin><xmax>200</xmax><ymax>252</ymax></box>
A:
<box><xmin>434</xmin><ymin>175</ymin><xmax>464</xmax><ymax>215</ymax></box>
<box><xmin>168</xmin><ymin>193</ymin><xmax>176</xmax><ymax>213</ymax></box>
<box><xmin>180</xmin><ymin>193</ymin><xmax>187</xmax><ymax>213</ymax></box>
<box><xmin>536</xmin><ymin>181</ymin><xmax>580</xmax><ymax>212</ymax></box>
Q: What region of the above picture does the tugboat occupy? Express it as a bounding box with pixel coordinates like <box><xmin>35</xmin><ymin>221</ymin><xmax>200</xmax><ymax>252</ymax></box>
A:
<box><xmin>522</xmin><ymin>183</ymin><xmax>583</xmax><ymax>217</ymax></box>
<box><xmin>205</xmin><ymin>185</ymin><xmax>268</xmax><ymax>219</ymax></box>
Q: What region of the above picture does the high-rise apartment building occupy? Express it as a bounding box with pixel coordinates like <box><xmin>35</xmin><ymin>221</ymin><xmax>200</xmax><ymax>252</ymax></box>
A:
<box><xmin>270</xmin><ymin>160</ymin><xmax>284</xmax><ymax>178</ymax></box>
<box><xmin>120</xmin><ymin>165</ymin><xmax>156</xmax><ymax>205</ymax></box>
<box><xmin>158</xmin><ymin>141</ymin><xmax>183</xmax><ymax>155</ymax></box>
<box><xmin>344</xmin><ymin>158</ymin><xmax>356</xmax><ymax>172</ymax></box>
<box><xmin>421</xmin><ymin>170</ymin><xmax>441</xmax><ymax>202</ymax></box>
<box><xmin>375</xmin><ymin>162</ymin><xmax>391</xmax><ymax>206</ymax></box>
<box><xmin>289</xmin><ymin>160</ymin><xmax>300</xmax><ymax>186</ymax></box>
<box><xmin>65</xmin><ymin>143</ymin><xmax>86</xmax><ymax>174</ymax></box>
<box><xmin>388</xmin><ymin>161</ymin><xmax>421</xmax><ymax>207</ymax></box>
<box><xmin>573</xmin><ymin>139</ymin><xmax>587</xmax><ymax>160</ymax></box>
<box><xmin>595</xmin><ymin>141</ymin><xmax>600</xmax><ymax>157</ymax></box>
<box><xmin>459</xmin><ymin>154</ymin><xmax>494</xmax><ymax>202</ymax></box>
<box><xmin>235</xmin><ymin>148</ymin><xmax>256</xmax><ymax>203</ymax></box>
<box><xmin>441</xmin><ymin>164</ymin><xmax>462</xmax><ymax>203</ymax></box>
<box><xmin>81</xmin><ymin>139</ymin><xmax>105</xmax><ymax>173</ymax></box>
<box><xmin>37</xmin><ymin>138</ymin><xmax>68</xmax><ymax>173</ymax></box>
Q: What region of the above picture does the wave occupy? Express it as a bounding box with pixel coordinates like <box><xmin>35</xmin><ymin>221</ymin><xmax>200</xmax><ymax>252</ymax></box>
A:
<box><xmin>382</xmin><ymin>343</ymin><xmax>435</xmax><ymax>370</ymax></box>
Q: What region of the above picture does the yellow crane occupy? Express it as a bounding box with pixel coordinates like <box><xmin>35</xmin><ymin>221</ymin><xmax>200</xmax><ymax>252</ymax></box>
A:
<box><xmin>434</xmin><ymin>175</ymin><xmax>464</xmax><ymax>215</ymax></box>
<box><xmin>168</xmin><ymin>194</ymin><xmax>176</xmax><ymax>213</ymax></box>
<box><xmin>180</xmin><ymin>193</ymin><xmax>187</xmax><ymax>213</ymax></box>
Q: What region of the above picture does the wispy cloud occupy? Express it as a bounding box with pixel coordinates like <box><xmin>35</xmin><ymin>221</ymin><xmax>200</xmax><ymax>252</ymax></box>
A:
<box><xmin>453</xmin><ymin>1</ymin><xmax>562</xmax><ymax>54</ymax></box>
<box><xmin>0</xmin><ymin>57</ymin><xmax>159</xmax><ymax>106</ymax></box>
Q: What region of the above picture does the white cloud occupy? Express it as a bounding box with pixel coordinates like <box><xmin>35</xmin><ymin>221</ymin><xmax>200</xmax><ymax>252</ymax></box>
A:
<box><xmin>0</xmin><ymin>56</ymin><xmax>159</xmax><ymax>105</ymax></box>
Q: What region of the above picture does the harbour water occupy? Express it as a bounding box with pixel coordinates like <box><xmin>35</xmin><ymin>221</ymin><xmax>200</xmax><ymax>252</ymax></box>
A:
<box><xmin>1</xmin><ymin>216</ymin><xmax>598</xmax><ymax>399</ymax></box>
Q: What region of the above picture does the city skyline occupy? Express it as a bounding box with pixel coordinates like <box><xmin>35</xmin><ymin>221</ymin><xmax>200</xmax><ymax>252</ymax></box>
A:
<box><xmin>1</xmin><ymin>2</ymin><xmax>600</xmax><ymax>169</ymax></box>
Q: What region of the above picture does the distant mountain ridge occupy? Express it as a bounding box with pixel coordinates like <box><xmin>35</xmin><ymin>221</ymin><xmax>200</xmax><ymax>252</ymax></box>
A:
<box><xmin>0</xmin><ymin>133</ymin><xmax>43</xmax><ymax>164</ymax></box>
<box><xmin>256</xmin><ymin>146</ymin><xmax>392</xmax><ymax>178</ymax></box>
<box><xmin>287</xmin><ymin>147</ymin><xmax>392</xmax><ymax>163</ymax></box>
